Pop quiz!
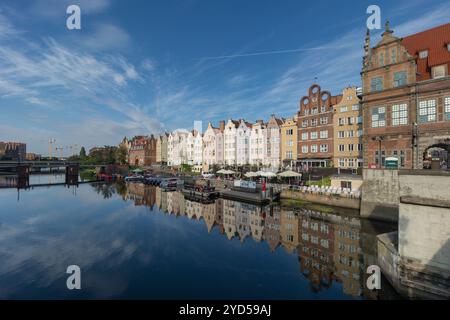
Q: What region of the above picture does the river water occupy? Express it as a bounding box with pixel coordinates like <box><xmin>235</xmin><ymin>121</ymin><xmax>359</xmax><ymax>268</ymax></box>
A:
<box><xmin>0</xmin><ymin>175</ymin><xmax>399</xmax><ymax>299</ymax></box>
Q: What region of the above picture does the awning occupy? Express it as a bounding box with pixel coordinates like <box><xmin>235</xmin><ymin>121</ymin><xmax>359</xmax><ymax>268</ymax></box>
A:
<box><xmin>277</xmin><ymin>170</ymin><xmax>302</xmax><ymax>178</ymax></box>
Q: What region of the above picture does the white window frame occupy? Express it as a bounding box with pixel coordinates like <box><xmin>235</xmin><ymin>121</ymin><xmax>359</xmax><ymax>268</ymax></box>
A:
<box><xmin>445</xmin><ymin>97</ymin><xmax>450</xmax><ymax>121</ymax></box>
<box><xmin>320</xmin><ymin>130</ymin><xmax>328</xmax><ymax>139</ymax></box>
<box><xmin>301</xmin><ymin>132</ymin><xmax>308</xmax><ymax>141</ymax></box>
<box><xmin>419</xmin><ymin>50</ymin><xmax>428</xmax><ymax>59</ymax></box>
<box><xmin>371</xmin><ymin>106</ymin><xmax>386</xmax><ymax>128</ymax></box>
<box><xmin>419</xmin><ymin>100</ymin><xmax>436</xmax><ymax>123</ymax></box>
<box><xmin>392</xmin><ymin>104</ymin><xmax>408</xmax><ymax>126</ymax></box>
<box><xmin>432</xmin><ymin>65</ymin><xmax>446</xmax><ymax>79</ymax></box>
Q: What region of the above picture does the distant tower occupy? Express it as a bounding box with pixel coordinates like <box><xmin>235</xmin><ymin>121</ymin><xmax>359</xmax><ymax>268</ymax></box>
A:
<box><xmin>363</xmin><ymin>28</ymin><xmax>371</xmax><ymax>70</ymax></box>
<box><xmin>194</xmin><ymin>120</ymin><xmax>203</xmax><ymax>134</ymax></box>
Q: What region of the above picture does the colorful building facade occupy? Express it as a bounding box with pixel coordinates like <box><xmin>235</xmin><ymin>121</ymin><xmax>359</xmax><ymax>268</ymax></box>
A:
<box><xmin>362</xmin><ymin>22</ymin><xmax>450</xmax><ymax>169</ymax></box>
<box><xmin>297</xmin><ymin>84</ymin><xmax>342</xmax><ymax>168</ymax></box>
<box><xmin>333</xmin><ymin>87</ymin><xmax>363</xmax><ymax>169</ymax></box>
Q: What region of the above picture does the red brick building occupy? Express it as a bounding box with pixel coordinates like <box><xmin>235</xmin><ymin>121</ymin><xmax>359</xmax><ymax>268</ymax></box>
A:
<box><xmin>298</xmin><ymin>209</ymin><xmax>336</xmax><ymax>293</ymax></box>
<box><xmin>128</xmin><ymin>135</ymin><xmax>157</xmax><ymax>166</ymax></box>
<box><xmin>0</xmin><ymin>141</ymin><xmax>26</xmax><ymax>161</ymax></box>
<box><xmin>297</xmin><ymin>84</ymin><xmax>342</xmax><ymax>168</ymax></box>
<box><xmin>362</xmin><ymin>22</ymin><xmax>450</xmax><ymax>169</ymax></box>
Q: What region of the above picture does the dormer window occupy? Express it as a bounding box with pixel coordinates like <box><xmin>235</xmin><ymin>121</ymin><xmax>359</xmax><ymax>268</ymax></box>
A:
<box><xmin>419</xmin><ymin>50</ymin><xmax>428</xmax><ymax>58</ymax></box>
<box><xmin>432</xmin><ymin>65</ymin><xmax>446</xmax><ymax>79</ymax></box>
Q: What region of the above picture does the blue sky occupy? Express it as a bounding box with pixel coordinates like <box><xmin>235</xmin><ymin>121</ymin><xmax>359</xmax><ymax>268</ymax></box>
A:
<box><xmin>0</xmin><ymin>0</ymin><xmax>449</xmax><ymax>155</ymax></box>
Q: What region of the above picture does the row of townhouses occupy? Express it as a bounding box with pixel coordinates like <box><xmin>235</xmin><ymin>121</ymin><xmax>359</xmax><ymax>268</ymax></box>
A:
<box><xmin>121</xmin><ymin>22</ymin><xmax>450</xmax><ymax>172</ymax></box>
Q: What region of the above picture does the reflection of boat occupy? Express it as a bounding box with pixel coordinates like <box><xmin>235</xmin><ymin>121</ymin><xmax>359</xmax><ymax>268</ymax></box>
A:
<box><xmin>183</xmin><ymin>193</ymin><xmax>216</xmax><ymax>204</ymax></box>
<box><xmin>160</xmin><ymin>178</ymin><xmax>184</xmax><ymax>189</ymax></box>
<box><xmin>144</xmin><ymin>176</ymin><xmax>163</xmax><ymax>186</ymax></box>
<box><xmin>124</xmin><ymin>175</ymin><xmax>144</xmax><ymax>182</ymax></box>
<box><xmin>182</xmin><ymin>184</ymin><xmax>219</xmax><ymax>200</ymax></box>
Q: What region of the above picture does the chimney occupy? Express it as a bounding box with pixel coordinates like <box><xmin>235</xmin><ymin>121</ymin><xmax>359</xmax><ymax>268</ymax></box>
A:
<box><xmin>219</xmin><ymin>120</ymin><xmax>225</xmax><ymax>132</ymax></box>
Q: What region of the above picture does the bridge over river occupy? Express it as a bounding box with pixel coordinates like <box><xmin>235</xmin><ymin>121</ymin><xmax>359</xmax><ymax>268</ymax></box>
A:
<box><xmin>0</xmin><ymin>161</ymin><xmax>111</xmax><ymax>188</ymax></box>
<box><xmin>0</xmin><ymin>160</ymin><xmax>107</xmax><ymax>170</ymax></box>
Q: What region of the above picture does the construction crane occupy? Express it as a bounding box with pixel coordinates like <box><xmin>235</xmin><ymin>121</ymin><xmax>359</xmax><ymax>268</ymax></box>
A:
<box><xmin>55</xmin><ymin>146</ymin><xmax>64</xmax><ymax>160</ymax></box>
<box><xmin>49</xmin><ymin>138</ymin><xmax>56</xmax><ymax>160</ymax></box>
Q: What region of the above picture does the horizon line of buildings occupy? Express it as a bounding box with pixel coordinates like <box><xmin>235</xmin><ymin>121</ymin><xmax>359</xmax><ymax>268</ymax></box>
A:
<box><xmin>121</xmin><ymin>22</ymin><xmax>450</xmax><ymax>172</ymax></box>
<box><xmin>122</xmin><ymin>88</ymin><xmax>364</xmax><ymax>172</ymax></box>
<box><xmin>6</xmin><ymin>21</ymin><xmax>445</xmax><ymax>171</ymax></box>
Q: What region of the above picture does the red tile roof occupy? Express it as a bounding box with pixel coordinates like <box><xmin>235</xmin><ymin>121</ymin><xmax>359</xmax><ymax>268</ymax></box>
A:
<box><xmin>401</xmin><ymin>23</ymin><xmax>450</xmax><ymax>81</ymax></box>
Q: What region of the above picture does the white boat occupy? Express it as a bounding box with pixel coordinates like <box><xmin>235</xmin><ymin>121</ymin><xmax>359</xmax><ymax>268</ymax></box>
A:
<box><xmin>160</xmin><ymin>178</ymin><xmax>184</xmax><ymax>189</ymax></box>
<box><xmin>124</xmin><ymin>175</ymin><xmax>144</xmax><ymax>182</ymax></box>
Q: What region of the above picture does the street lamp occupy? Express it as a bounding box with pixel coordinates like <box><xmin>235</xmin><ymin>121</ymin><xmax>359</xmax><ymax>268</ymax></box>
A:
<box><xmin>372</xmin><ymin>136</ymin><xmax>385</xmax><ymax>168</ymax></box>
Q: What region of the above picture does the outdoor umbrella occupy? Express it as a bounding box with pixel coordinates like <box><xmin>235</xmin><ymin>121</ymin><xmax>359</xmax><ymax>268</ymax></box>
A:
<box><xmin>277</xmin><ymin>170</ymin><xmax>302</xmax><ymax>185</ymax></box>
<box><xmin>244</xmin><ymin>172</ymin><xmax>259</xmax><ymax>178</ymax></box>
<box><xmin>260</xmin><ymin>171</ymin><xmax>276</xmax><ymax>178</ymax></box>
<box><xmin>277</xmin><ymin>170</ymin><xmax>302</xmax><ymax>178</ymax></box>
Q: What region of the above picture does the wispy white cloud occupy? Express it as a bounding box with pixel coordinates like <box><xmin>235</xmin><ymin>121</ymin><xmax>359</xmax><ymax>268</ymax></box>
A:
<box><xmin>156</xmin><ymin>1</ymin><xmax>450</xmax><ymax>128</ymax></box>
<box><xmin>388</xmin><ymin>2</ymin><xmax>450</xmax><ymax>37</ymax></box>
<box><xmin>141</xmin><ymin>58</ymin><xmax>155</xmax><ymax>72</ymax></box>
<box><xmin>80</xmin><ymin>23</ymin><xmax>132</xmax><ymax>51</ymax></box>
<box><xmin>0</xmin><ymin>11</ymin><xmax>163</xmax><ymax>153</ymax></box>
<box><xmin>198</xmin><ymin>45</ymin><xmax>347</xmax><ymax>61</ymax></box>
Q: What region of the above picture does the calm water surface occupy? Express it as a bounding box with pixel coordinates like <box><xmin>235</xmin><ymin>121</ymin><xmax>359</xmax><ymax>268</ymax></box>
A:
<box><xmin>0</xmin><ymin>175</ymin><xmax>398</xmax><ymax>299</ymax></box>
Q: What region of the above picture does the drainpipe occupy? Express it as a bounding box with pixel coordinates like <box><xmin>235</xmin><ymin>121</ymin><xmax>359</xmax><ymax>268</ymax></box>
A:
<box><xmin>414</xmin><ymin>72</ymin><xmax>421</xmax><ymax>170</ymax></box>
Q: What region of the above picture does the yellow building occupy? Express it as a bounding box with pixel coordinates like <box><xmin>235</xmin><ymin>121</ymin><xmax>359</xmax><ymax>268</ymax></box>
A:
<box><xmin>280</xmin><ymin>117</ymin><xmax>298</xmax><ymax>169</ymax></box>
<box><xmin>333</xmin><ymin>87</ymin><xmax>363</xmax><ymax>169</ymax></box>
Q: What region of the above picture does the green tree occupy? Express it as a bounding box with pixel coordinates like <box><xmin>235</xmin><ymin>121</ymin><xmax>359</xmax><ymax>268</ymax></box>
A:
<box><xmin>79</xmin><ymin>146</ymin><xmax>86</xmax><ymax>158</ymax></box>
<box><xmin>115</xmin><ymin>145</ymin><xmax>128</xmax><ymax>165</ymax></box>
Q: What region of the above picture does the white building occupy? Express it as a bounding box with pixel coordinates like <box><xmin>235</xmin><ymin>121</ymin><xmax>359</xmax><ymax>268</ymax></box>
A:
<box><xmin>264</xmin><ymin>115</ymin><xmax>284</xmax><ymax>170</ymax></box>
<box><xmin>249</xmin><ymin>120</ymin><xmax>266</xmax><ymax>167</ymax></box>
<box><xmin>235</xmin><ymin>202</ymin><xmax>252</xmax><ymax>243</ymax></box>
<box><xmin>193</xmin><ymin>130</ymin><xmax>203</xmax><ymax>172</ymax></box>
<box><xmin>186</xmin><ymin>131</ymin><xmax>195</xmax><ymax>165</ymax></box>
<box><xmin>168</xmin><ymin>130</ymin><xmax>188</xmax><ymax>167</ymax></box>
<box><xmin>202</xmin><ymin>122</ymin><xmax>224</xmax><ymax>171</ymax></box>
<box><xmin>224</xmin><ymin>119</ymin><xmax>239</xmax><ymax>166</ymax></box>
<box><xmin>236</xmin><ymin>119</ymin><xmax>252</xmax><ymax>166</ymax></box>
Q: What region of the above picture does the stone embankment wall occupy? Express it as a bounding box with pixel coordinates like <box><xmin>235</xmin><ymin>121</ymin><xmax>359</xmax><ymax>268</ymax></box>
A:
<box><xmin>360</xmin><ymin>169</ymin><xmax>399</xmax><ymax>222</ymax></box>
<box><xmin>280</xmin><ymin>190</ymin><xmax>360</xmax><ymax>210</ymax></box>
<box><xmin>377</xmin><ymin>170</ymin><xmax>450</xmax><ymax>299</ymax></box>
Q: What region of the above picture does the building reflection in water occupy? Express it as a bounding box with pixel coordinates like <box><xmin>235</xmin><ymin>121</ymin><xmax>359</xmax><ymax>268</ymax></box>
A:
<box><xmin>117</xmin><ymin>182</ymin><xmax>396</xmax><ymax>299</ymax></box>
